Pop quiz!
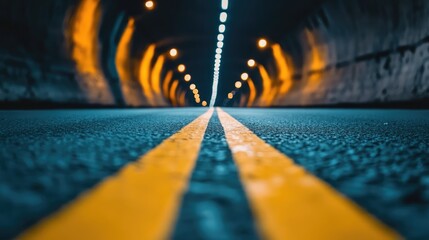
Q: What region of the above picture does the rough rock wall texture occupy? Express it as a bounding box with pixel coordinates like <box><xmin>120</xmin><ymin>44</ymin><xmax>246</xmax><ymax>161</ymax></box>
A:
<box><xmin>0</xmin><ymin>0</ymin><xmax>137</xmax><ymax>106</ymax></box>
<box><xmin>275</xmin><ymin>0</ymin><xmax>429</xmax><ymax>106</ymax></box>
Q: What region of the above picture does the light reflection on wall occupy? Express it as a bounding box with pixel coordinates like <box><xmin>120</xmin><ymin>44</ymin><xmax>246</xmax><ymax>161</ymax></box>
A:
<box><xmin>150</xmin><ymin>55</ymin><xmax>168</xmax><ymax>106</ymax></box>
<box><xmin>178</xmin><ymin>90</ymin><xmax>186</xmax><ymax>107</ymax></box>
<box><xmin>169</xmin><ymin>80</ymin><xmax>179</xmax><ymax>106</ymax></box>
<box><xmin>239</xmin><ymin>94</ymin><xmax>247</xmax><ymax>107</ymax></box>
<box><xmin>272</xmin><ymin>44</ymin><xmax>293</xmax><ymax>95</ymax></box>
<box><xmin>162</xmin><ymin>70</ymin><xmax>174</xmax><ymax>99</ymax></box>
<box><xmin>67</xmin><ymin>0</ymin><xmax>113</xmax><ymax>103</ymax></box>
<box><xmin>247</xmin><ymin>78</ymin><xmax>257</xmax><ymax>107</ymax></box>
<box><xmin>303</xmin><ymin>29</ymin><xmax>326</xmax><ymax>95</ymax></box>
<box><xmin>115</xmin><ymin>18</ymin><xmax>143</xmax><ymax>106</ymax></box>
<box><xmin>139</xmin><ymin>44</ymin><xmax>157</xmax><ymax>106</ymax></box>
<box><xmin>257</xmin><ymin>65</ymin><xmax>276</xmax><ymax>107</ymax></box>
<box><xmin>138</xmin><ymin>44</ymin><xmax>171</xmax><ymax>107</ymax></box>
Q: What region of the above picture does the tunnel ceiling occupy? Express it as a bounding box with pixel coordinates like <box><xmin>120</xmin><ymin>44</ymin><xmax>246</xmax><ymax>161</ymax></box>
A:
<box><xmin>132</xmin><ymin>0</ymin><xmax>322</xmax><ymax>106</ymax></box>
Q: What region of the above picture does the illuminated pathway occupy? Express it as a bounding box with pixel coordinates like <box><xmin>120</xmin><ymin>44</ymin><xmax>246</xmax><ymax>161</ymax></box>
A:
<box><xmin>0</xmin><ymin>108</ymin><xmax>428</xmax><ymax>239</ymax></box>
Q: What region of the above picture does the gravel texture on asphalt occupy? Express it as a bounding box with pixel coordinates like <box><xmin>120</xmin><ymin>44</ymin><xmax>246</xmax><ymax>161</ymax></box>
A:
<box><xmin>0</xmin><ymin>108</ymin><xmax>206</xmax><ymax>239</ymax></box>
<box><xmin>225</xmin><ymin>108</ymin><xmax>429</xmax><ymax>239</ymax></box>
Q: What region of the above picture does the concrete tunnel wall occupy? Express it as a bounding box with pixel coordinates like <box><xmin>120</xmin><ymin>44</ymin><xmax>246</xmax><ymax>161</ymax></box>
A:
<box><xmin>0</xmin><ymin>0</ymin><xmax>151</xmax><ymax>106</ymax></box>
<box><xmin>0</xmin><ymin>0</ymin><xmax>428</xmax><ymax>107</ymax></box>
<box><xmin>273</xmin><ymin>0</ymin><xmax>429</xmax><ymax>106</ymax></box>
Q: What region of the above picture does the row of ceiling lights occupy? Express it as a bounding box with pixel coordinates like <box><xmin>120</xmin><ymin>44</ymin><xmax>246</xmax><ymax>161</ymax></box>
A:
<box><xmin>145</xmin><ymin>1</ymin><xmax>269</xmax><ymax>106</ymax></box>
<box><xmin>176</xmin><ymin>59</ymin><xmax>207</xmax><ymax>106</ymax></box>
<box><xmin>227</xmin><ymin>38</ymin><xmax>269</xmax><ymax>100</ymax></box>
<box><xmin>209</xmin><ymin>0</ymin><xmax>229</xmax><ymax>107</ymax></box>
<box><xmin>143</xmin><ymin>1</ymin><xmax>208</xmax><ymax>107</ymax></box>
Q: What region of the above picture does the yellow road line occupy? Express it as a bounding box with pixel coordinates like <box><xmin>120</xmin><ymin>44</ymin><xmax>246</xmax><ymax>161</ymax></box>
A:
<box><xmin>217</xmin><ymin>108</ymin><xmax>400</xmax><ymax>240</ymax></box>
<box><xmin>20</xmin><ymin>109</ymin><xmax>214</xmax><ymax>240</ymax></box>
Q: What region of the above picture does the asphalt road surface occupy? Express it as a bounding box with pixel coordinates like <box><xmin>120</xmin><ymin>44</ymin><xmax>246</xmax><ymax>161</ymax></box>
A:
<box><xmin>0</xmin><ymin>108</ymin><xmax>428</xmax><ymax>239</ymax></box>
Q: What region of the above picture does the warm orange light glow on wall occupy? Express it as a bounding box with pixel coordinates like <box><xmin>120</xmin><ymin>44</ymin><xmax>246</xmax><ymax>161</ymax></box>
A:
<box><xmin>178</xmin><ymin>90</ymin><xmax>187</xmax><ymax>107</ymax></box>
<box><xmin>116</xmin><ymin>18</ymin><xmax>134</xmax><ymax>82</ymax></box>
<box><xmin>272</xmin><ymin>44</ymin><xmax>293</xmax><ymax>95</ymax></box>
<box><xmin>151</xmin><ymin>55</ymin><xmax>167</xmax><ymax>105</ymax></box>
<box><xmin>304</xmin><ymin>30</ymin><xmax>326</xmax><ymax>94</ymax></box>
<box><xmin>68</xmin><ymin>0</ymin><xmax>113</xmax><ymax>103</ymax></box>
<box><xmin>139</xmin><ymin>44</ymin><xmax>157</xmax><ymax>106</ymax></box>
<box><xmin>247</xmin><ymin>78</ymin><xmax>257</xmax><ymax>107</ymax></box>
<box><xmin>71</xmin><ymin>0</ymin><xmax>100</xmax><ymax>74</ymax></box>
<box><xmin>169</xmin><ymin>80</ymin><xmax>179</xmax><ymax>106</ymax></box>
<box><xmin>116</xmin><ymin>18</ymin><xmax>141</xmax><ymax>105</ymax></box>
<box><xmin>305</xmin><ymin>30</ymin><xmax>326</xmax><ymax>72</ymax></box>
<box><xmin>162</xmin><ymin>70</ymin><xmax>174</xmax><ymax>99</ymax></box>
<box><xmin>258</xmin><ymin>65</ymin><xmax>276</xmax><ymax>107</ymax></box>
<box><xmin>239</xmin><ymin>94</ymin><xmax>248</xmax><ymax>107</ymax></box>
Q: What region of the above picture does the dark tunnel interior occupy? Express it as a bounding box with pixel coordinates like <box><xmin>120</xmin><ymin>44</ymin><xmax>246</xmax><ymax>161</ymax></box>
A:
<box><xmin>1</xmin><ymin>0</ymin><xmax>428</xmax><ymax>108</ymax></box>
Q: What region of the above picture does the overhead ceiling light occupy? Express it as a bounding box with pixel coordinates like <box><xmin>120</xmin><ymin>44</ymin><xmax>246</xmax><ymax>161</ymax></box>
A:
<box><xmin>241</xmin><ymin>72</ymin><xmax>249</xmax><ymax>81</ymax></box>
<box><xmin>217</xmin><ymin>34</ymin><xmax>224</xmax><ymax>41</ymax></box>
<box><xmin>184</xmin><ymin>74</ymin><xmax>191</xmax><ymax>82</ymax></box>
<box><xmin>177</xmin><ymin>64</ymin><xmax>186</xmax><ymax>72</ymax></box>
<box><xmin>194</xmin><ymin>94</ymin><xmax>200</xmax><ymax>99</ymax></box>
<box><xmin>145</xmin><ymin>0</ymin><xmax>155</xmax><ymax>10</ymax></box>
<box><xmin>210</xmin><ymin>7</ymin><xmax>231</xmax><ymax>107</ymax></box>
<box><xmin>221</xmin><ymin>0</ymin><xmax>229</xmax><ymax>10</ymax></box>
<box><xmin>193</xmin><ymin>89</ymin><xmax>199</xmax><ymax>94</ymax></box>
<box><xmin>202</xmin><ymin>101</ymin><xmax>208</xmax><ymax>107</ymax></box>
<box><xmin>195</xmin><ymin>98</ymin><xmax>201</xmax><ymax>103</ymax></box>
<box><xmin>228</xmin><ymin>92</ymin><xmax>233</xmax><ymax>99</ymax></box>
<box><xmin>219</xmin><ymin>24</ymin><xmax>226</xmax><ymax>33</ymax></box>
<box><xmin>247</xmin><ymin>59</ymin><xmax>256</xmax><ymax>68</ymax></box>
<box><xmin>220</xmin><ymin>12</ymin><xmax>227</xmax><ymax>23</ymax></box>
<box><xmin>235</xmin><ymin>81</ymin><xmax>243</xmax><ymax>89</ymax></box>
<box><xmin>190</xmin><ymin>84</ymin><xmax>196</xmax><ymax>90</ymax></box>
<box><xmin>258</xmin><ymin>38</ymin><xmax>268</xmax><ymax>49</ymax></box>
<box><xmin>169</xmin><ymin>48</ymin><xmax>178</xmax><ymax>57</ymax></box>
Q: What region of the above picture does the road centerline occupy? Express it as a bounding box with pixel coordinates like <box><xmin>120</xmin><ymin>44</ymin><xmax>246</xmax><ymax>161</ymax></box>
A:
<box><xmin>172</xmin><ymin>110</ymin><xmax>259</xmax><ymax>240</ymax></box>
<box><xmin>20</xmin><ymin>109</ymin><xmax>214</xmax><ymax>240</ymax></box>
<box><xmin>217</xmin><ymin>108</ymin><xmax>400</xmax><ymax>240</ymax></box>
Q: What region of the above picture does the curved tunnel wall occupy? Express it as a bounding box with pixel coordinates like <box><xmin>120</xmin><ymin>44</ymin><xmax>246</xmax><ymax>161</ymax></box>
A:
<box><xmin>0</xmin><ymin>0</ymin><xmax>163</xmax><ymax>107</ymax></box>
<box><xmin>271</xmin><ymin>0</ymin><xmax>429</xmax><ymax>106</ymax></box>
<box><xmin>1</xmin><ymin>0</ymin><xmax>428</xmax><ymax>107</ymax></box>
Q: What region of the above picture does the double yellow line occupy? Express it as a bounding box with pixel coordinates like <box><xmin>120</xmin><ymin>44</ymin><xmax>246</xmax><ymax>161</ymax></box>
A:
<box><xmin>20</xmin><ymin>108</ymin><xmax>400</xmax><ymax>240</ymax></box>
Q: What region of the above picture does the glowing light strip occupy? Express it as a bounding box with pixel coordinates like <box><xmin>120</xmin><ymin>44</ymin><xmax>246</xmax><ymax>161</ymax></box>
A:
<box><xmin>209</xmin><ymin>0</ymin><xmax>229</xmax><ymax>107</ymax></box>
<box><xmin>221</xmin><ymin>0</ymin><xmax>229</xmax><ymax>10</ymax></box>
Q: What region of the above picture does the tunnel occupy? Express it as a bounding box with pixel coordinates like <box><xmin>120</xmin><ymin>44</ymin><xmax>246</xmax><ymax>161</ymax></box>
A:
<box><xmin>1</xmin><ymin>0</ymin><xmax>428</xmax><ymax>108</ymax></box>
<box><xmin>0</xmin><ymin>0</ymin><xmax>428</xmax><ymax>239</ymax></box>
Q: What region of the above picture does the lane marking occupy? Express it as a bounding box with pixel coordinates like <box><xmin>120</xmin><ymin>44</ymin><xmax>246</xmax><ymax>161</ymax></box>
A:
<box><xmin>20</xmin><ymin>109</ymin><xmax>214</xmax><ymax>240</ymax></box>
<box><xmin>217</xmin><ymin>108</ymin><xmax>400</xmax><ymax>240</ymax></box>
